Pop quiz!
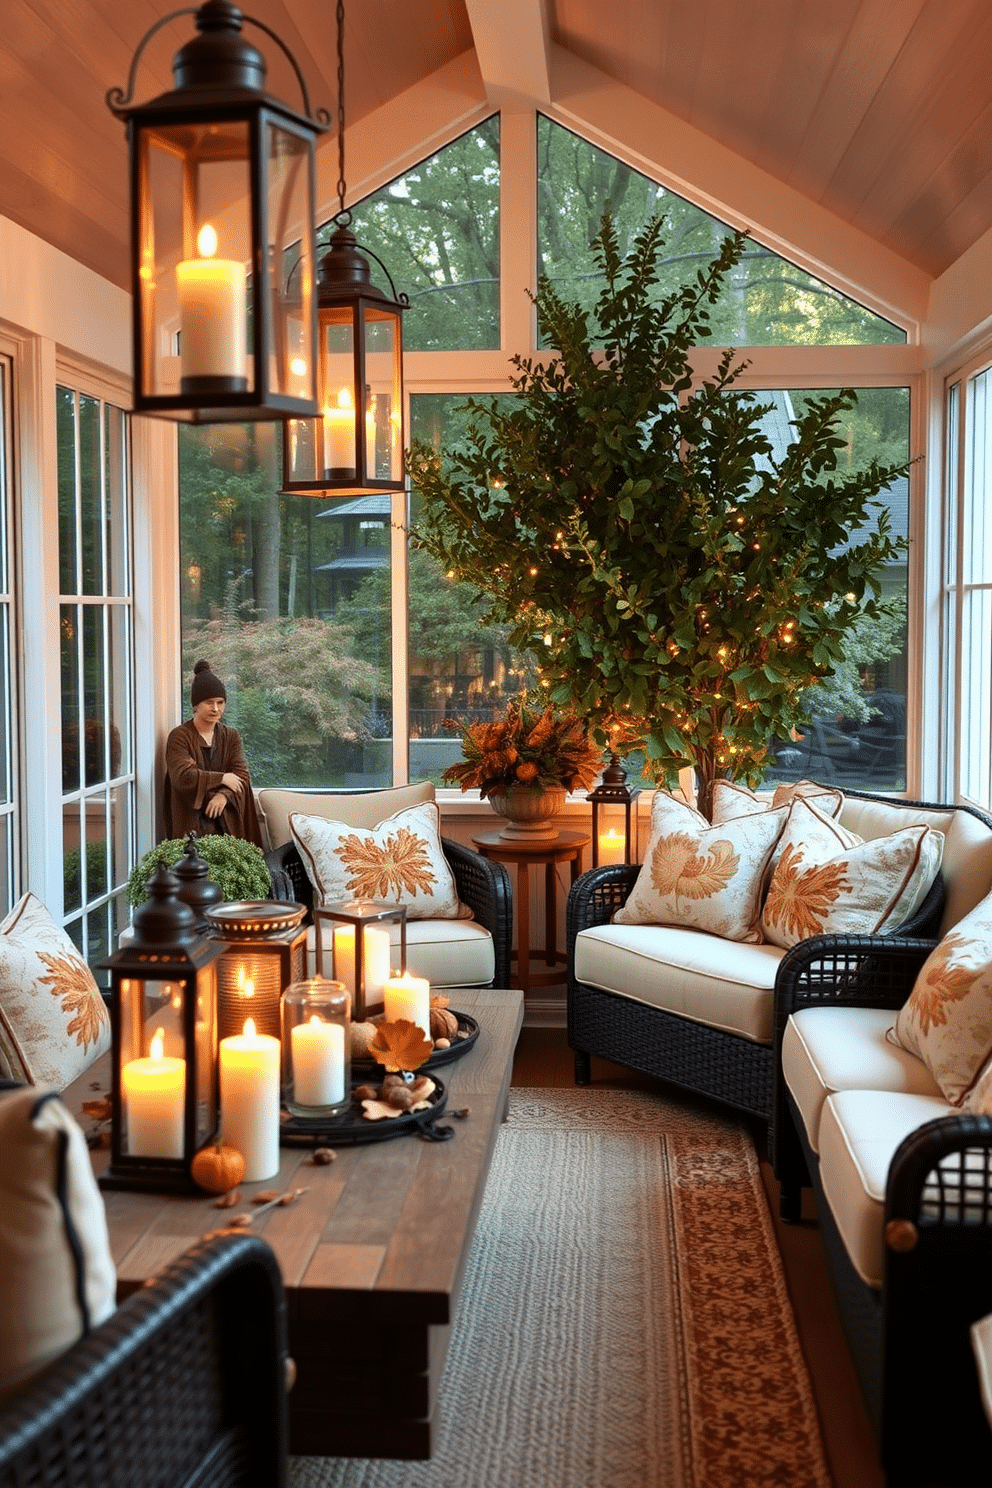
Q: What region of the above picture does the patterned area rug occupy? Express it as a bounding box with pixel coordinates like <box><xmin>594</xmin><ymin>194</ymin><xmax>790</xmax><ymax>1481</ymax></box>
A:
<box><xmin>290</xmin><ymin>1088</ymin><xmax>831</xmax><ymax>1488</ymax></box>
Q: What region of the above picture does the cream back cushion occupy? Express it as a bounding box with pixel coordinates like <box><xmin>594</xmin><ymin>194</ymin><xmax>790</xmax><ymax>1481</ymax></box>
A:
<box><xmin>837</xmin><ymin>798</ymin><xmax>992</xmax><ymax>935</ymax></box>
<box><xmin>0</xmin><ymin>1084</ymin><xmax>116</xmax><ymax>1402</ymax></box>
<box><xmin>257</xmin><ymin>781</ymin><xmax>435</xmax><ymax>853</ymax></box>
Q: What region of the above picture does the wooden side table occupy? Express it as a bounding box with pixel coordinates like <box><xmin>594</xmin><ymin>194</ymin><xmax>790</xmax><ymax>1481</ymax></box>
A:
<box><xmin>471</xmin><ymin>829</ymin><xmax>590</xmax><ymax>992</ymax></box>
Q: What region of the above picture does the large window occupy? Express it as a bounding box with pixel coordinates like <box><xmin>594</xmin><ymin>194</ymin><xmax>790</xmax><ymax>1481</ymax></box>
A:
<box><xmin>178</xmin><ymin>113</ymin><xmax>916</xmax><ymax>797</ymax></box>
<box><xmin>944</xmin><ymin>361</ymin><xmax>992</xmax><ymax>807</ymax></box>
<box><xmin>537</xmin><ymin>117</ymin><xmax>905</xmax><ymax>347</ymax></box>
<box><xmin>57</xmin><ymin>386</ymin><xmax>135</xmax><ymax>970</ymax></box>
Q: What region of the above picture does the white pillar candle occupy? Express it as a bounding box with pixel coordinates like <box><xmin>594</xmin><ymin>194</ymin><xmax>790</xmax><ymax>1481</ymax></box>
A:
<box><xmin>322</xmin><ymin>387</ymin><xmax>355</xmax><ymax>471</ymax></box>
<box><xmin>332</xmin><ymin>923</ymin><xmax>392</xmax><ymax>1005</ymax></box>
<box><xmin>382</xmin><ymin>972</ymin><xmax>431</xmax><ymax>1039</ymax></box>
<box><xmin>291</xmin><ymin>1015</ymin><xmax>345</xmax><ymax>1106</ymax></box>
<box><xmin>363</xmin><ymin>925</ymin><xmax>391</xmax><ymax>1003</ymax></box>
<box><xmin>122</xmin><ymin>1028</ymin><xmax>185</xmax><ymax>1159</ymax></box>
<box><xmin>176</xmin><ymin>225</ymin><xmax>247</xmax><ymax>382</ymax></box>
<box><xmin>219</xmin><ymin>1017</ymin><xmax>281</xmax><ymax>1181</ymax></box>
<box><xmin>597</xmin><ymin>828</ymin><xmax>626</xmax><ymax>865</ymax></box>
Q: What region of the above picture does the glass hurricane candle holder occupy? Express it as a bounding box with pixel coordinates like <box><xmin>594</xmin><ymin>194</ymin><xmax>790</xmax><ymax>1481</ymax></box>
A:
<box><xmin>313</xmin><ymin>898</ymin><xmax>407</xmax><ymax>1020</ymax></box>
<box><xmin>282</xmin><ymin>977</ymin><xmax>351</xmax><ymax>1119</ymax></box>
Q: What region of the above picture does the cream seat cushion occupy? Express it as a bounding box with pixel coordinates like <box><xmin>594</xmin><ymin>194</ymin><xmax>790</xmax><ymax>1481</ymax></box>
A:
<box><xmin>256</xmin><ymin>781</ymin><xmax>436</xmax><ymax>854</ymax></box>
<box><xmin>817</xmin><ymin>1088</ymin><xmax>953</xmax><ymax>1288</ymax></box>
<box><xmin>574</xmin><ymin>923</ymin><xmax>786</xmax><ymax>1044</ymax></box>
<box><xmin>782</xmin><ymin>1006</ymin><xmax>941</xmax><ymax>1155</ymax></box>
<box><xmin>308</xmin><ymin>916</ymin><xmax>495</xmax><ymax>988</ymax></box>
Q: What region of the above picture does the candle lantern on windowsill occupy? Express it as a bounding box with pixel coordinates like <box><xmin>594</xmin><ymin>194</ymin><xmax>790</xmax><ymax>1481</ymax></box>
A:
<box><xmin>100</xmin><ymin>864</ymin><xmax>225</xmax><ymax>1194</ymax></box>
<box><xmin>204</xmin><ymin>900</ymin><xmax>308</xmax><ymax>1042</ymax></box>
<box><xmin>313</xmin><ymin>899</ymin><xmax>407</xmax><ymax>1021</ymax></box>
<box><xmin>106</xmin><ymin>0</ymin><xmax>328</xmax><ymax>423</ymax></box>
<box><xmin>587</xmin><ymin>755</ymin><xmax>641</xmax><ymax>867</ymax></box>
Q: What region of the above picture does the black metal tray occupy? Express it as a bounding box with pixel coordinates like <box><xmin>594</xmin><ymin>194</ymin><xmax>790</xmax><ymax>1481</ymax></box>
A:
<box><xmin>279</xmin><ymin>1074</ymin><xmax>450</xmax><ymax>1145</ymax></box>
<box><xmin>353</xmin><ymin>1010</ymin><xmax>480</xmax><ymax>1073</ymax></box>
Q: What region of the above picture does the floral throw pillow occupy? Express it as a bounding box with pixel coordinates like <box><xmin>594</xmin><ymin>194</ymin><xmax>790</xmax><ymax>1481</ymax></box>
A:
<box><xmin>710</xmin><ymin>777</ymin><xmax>844</xmax><ymax>825</ymax></box>
<box><xmin>290</xmin><ymin>801</ymin><xmax>463</xmax><ymax>920</ymax></box>
<box><xmin>0</xmin><ymin>893</ymin><xmax>111</xmax><ymax>1089</ymax></box>
<box><xmin>761</xmin><ymin>797</ymin><xmax>943</xmax><ymax>949</ymax></box>
<box><xmin>894</xmin><ymin>897</ymin><xmax>992</xmax><ymax>1109</ymax></box>
<box><xmin>614</xmin><ymin>792</ymin><xmax>788</xmax><ymax>943</ymax></box>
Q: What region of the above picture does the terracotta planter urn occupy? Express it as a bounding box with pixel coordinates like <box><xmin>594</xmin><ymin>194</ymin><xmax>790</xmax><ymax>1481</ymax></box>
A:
<box><xmin>487</xmin><ymin>784</ymin><xmax>567</xmax><ymax>840</ymax></box>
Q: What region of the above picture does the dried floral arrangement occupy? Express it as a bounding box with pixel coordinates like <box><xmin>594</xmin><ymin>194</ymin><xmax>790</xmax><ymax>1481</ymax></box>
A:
<box><xmin>442</xmin><ymin>698</ymin><xmax>602</xmax><ymax>798</ymax></box>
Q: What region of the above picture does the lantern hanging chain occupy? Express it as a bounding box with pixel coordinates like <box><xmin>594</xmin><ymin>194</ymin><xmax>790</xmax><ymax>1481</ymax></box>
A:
<box><xmin>334</xmin><ymin>0</ymin><xmax>351</xmax><ymax>226</ymax></box>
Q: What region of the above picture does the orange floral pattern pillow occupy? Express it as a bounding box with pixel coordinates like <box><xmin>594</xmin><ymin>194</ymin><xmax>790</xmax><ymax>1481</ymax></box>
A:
<box><xmin>614</xmin><ymin>792</ymin><xmax>788</xmax><ymax>942</ymax></box>
<box><xmin>290</xmin><ymin>801</ymin><xmax>463</xmax><ymax>920</ymax></box>
<box><xmin>761</xmin><ymin>797</ymin><xmax>942</xmax><ymax>949</ymax></box>
<box><xmin>710</xmin><ymin>777</ymin><xmax>844</xmax><ymax>825</ymax></box>
<box><xmin>0</xmin><ymin>893</ymin><xmax>111</xmax><ymax>1089</ymax></box>
<box><xmin>894</xmin><ymin>899</ymin><xmax>992</xmax><ymax>1109</ymax></box>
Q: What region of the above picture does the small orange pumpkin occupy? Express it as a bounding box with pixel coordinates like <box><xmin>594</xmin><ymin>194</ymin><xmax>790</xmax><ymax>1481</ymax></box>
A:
<box><xmin>191</xmin><ymin>1142</ymin><xmax>246</xmax><ymax>1195</ymax></box>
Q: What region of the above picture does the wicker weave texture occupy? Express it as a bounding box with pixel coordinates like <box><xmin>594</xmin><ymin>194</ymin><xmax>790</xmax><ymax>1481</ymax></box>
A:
<box><xmin>0</xmin><ymin>1232</ymin><xmax>287</xmax><ymax>1488</ymax></box>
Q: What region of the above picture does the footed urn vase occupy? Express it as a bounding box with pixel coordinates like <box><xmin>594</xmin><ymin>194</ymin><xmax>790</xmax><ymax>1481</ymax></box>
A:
<box><xmin>487</xmin><ymin>784</ymin><xmax>566</xmax><ymax>840</ymax></box>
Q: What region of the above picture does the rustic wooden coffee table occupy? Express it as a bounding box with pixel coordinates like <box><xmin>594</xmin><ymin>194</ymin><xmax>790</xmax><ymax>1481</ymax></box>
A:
<box><xmin>66</xmin><ymin>985</ymin><xmax>523</xmax><ymax>1460</ymax></box>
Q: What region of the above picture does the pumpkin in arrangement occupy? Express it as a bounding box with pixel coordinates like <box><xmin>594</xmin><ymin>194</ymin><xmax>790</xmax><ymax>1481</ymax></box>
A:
<box><xmin>191</xmin><ymin>1142</ymin><xmax>246</xmax><ymax>1195</ymax></box>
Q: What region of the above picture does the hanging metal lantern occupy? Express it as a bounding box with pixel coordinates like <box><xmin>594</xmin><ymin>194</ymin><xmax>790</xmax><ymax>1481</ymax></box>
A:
<box><xmin>107</xmin><ymin>0</ymin><xmax>328</xmax><ymax>422</ymax></box>
<box><xmin>280</xmin><ymin>0</ymin><xmax>407</xmax><ymax>496</ymax></box>
<box><xmin>281</xmin><ymin>226</ymin><xmax>407</xmax><ymax>494</ymax></box>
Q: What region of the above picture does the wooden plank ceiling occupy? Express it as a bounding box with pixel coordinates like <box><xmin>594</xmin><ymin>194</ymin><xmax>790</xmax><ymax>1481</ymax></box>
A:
<box><xmin>0</xmin><ymin>0</ymin><xmax>989</xmax><ymax>290</ymax></box>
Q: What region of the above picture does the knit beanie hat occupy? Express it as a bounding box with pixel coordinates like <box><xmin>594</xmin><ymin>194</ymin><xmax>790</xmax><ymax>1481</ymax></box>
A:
<box><xmin>191</xmin><ymin>659</ymin><xmax>227</xmax><ymax>706</ymax></box>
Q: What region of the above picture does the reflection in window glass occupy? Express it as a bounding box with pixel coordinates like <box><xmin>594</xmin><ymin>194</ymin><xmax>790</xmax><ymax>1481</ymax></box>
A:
<box><xmin>761</xmin><ymin>387</ymin><xmax>910</xmax><ymax>793</ymax></box>
<box><xmin>537</xmin><ymin>116</ymin><xmax>905</xmax><ymax>347</ymax></box>
<box><xmin>341</xmin><ymin>118</ymin><xmax>500</xmax><ymax>352</ymax></box>
<box><xmin>178</xmin><ymin>424</ymin><xmax>391</xmax><ymax>788</ymax></box>
<box><xmin>408</xmin><ymin>394</ymin><xmax>537</xmax><ymax>786</ymax></box>
<box><xmin>57</xmin><ymin>384</ymin><xmax>134</xmax><ymax>976</ymax></box>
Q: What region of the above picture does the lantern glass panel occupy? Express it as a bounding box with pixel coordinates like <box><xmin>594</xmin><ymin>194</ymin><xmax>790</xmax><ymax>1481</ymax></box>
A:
<box><xmin>320</xmin><ymin>313</ymin><xmax>358</xmax><ymax>479</ymax></box>
<box><xmin>364</xmin><ymin>307</ymin><xmax>402</xmax><ymax>481</ymax></box>
<box><xmin>264</xmin><ymin>118</ymin><xmax>316</xmax><ymax>405</ymax></box>
<box><xmin>138</xmin><ymin>121</ymin><xmax>253</xmax><ymax>400</ymax></box>
<box><xmin>117</xmin><ymin>968</ymin><xmax>217</xmax><ymax>1159</ymax></box>
<box><xmin>593</xmin><ymin>801</ymin><xmax>630</xmax><ymax>866</ymax></box>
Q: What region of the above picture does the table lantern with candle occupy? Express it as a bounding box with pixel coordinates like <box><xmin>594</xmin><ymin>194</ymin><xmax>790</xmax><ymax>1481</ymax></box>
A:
<box><xmin>205</xmin><ymin>900</ymin><xmax>308</xmax><ymax>1042</ymax></box>
<box><xmin>99</xmin><ymin>863</ymin><xmax>225</xmax><ymax>1193</ymax></box>
<box><xmin>586</xmin><ymin>754</ymin><xmax>642</xmax><ymax>868</ymax></box>
<box><xmin>281</xmin><ymin>977</ymin><xmax>350</xmax><ymax>1118</ymax></box>
<box><xmin>313</xmin><ymin>898</ymin><xmax>407</xmax><ymax>1021</ymax></box>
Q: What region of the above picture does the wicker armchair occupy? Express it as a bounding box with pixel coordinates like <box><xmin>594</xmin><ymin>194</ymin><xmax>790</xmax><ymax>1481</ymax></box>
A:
<box><xmin>266</xmin><ymin>835</ymin><xmax>513</xmax><ymax>990</ymax></box>
<box><xmin>0</xmin><ymin>1231</ymin><xmax>288</xmax><ymax>1488</ymax></box>
<box><xmin>566</xmin><ymin>787</ymin><xmax>959</xmax><ymax>1137</ymax></box>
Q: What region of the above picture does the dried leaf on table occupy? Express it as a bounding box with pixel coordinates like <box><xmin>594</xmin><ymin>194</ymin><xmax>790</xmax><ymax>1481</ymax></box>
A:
<box><xmin>367</xmin><ymin>1019</ymin><xmax>433</xmax><ymax>1073</ymax></box>
<box><xmin>253</xmin><ymin>1190</ymin><xmax>282</xmax><ymax>1204</ymax></box>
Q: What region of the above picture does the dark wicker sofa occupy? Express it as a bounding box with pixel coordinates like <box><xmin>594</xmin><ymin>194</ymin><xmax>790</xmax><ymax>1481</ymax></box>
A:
<box><xmin>0</xmin><ymin>1230</ymin><xmax>288</xmax><ymax>1488</ymax></box>
<box><xmin>566</xmin><ymin>789</ymin><xmax>992</xmax><ymax>1141</ymax></box>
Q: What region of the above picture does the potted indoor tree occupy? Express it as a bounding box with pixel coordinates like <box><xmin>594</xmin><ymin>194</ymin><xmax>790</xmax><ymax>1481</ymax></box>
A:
<box><xmin>407</xmin><ymin>218</ymin><xmax>909</xmax><ymax>818</ymax></box>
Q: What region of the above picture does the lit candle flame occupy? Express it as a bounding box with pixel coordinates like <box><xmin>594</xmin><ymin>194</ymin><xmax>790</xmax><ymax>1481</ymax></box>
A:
<box><xmin>150</xmin><ymin>1027</ymin><xmax>165</xmax><ymax>1061</ymax></box>
<box><xmin>243</xmin><ymin>1017</ymin><xmax>257</xmax><ymax>1039</ymax></box>
<box><xmin>197</xmin><ymin>223</ymin><xmax>218</xmax><ymax>258</ymax></box>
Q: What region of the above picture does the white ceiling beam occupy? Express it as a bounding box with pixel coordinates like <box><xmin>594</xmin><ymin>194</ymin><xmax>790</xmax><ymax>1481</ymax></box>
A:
<box><xmin>464</xmin><ymin>0</ymin><xmax>552</xmax><ymax>105</ymax></box>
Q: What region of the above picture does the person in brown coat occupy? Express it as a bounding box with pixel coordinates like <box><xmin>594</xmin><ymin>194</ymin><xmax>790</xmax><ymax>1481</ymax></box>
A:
<box><xmin>164</xmin><ymin>660</ymin><xmax>264</xmax><ymax>847</ymax></box>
